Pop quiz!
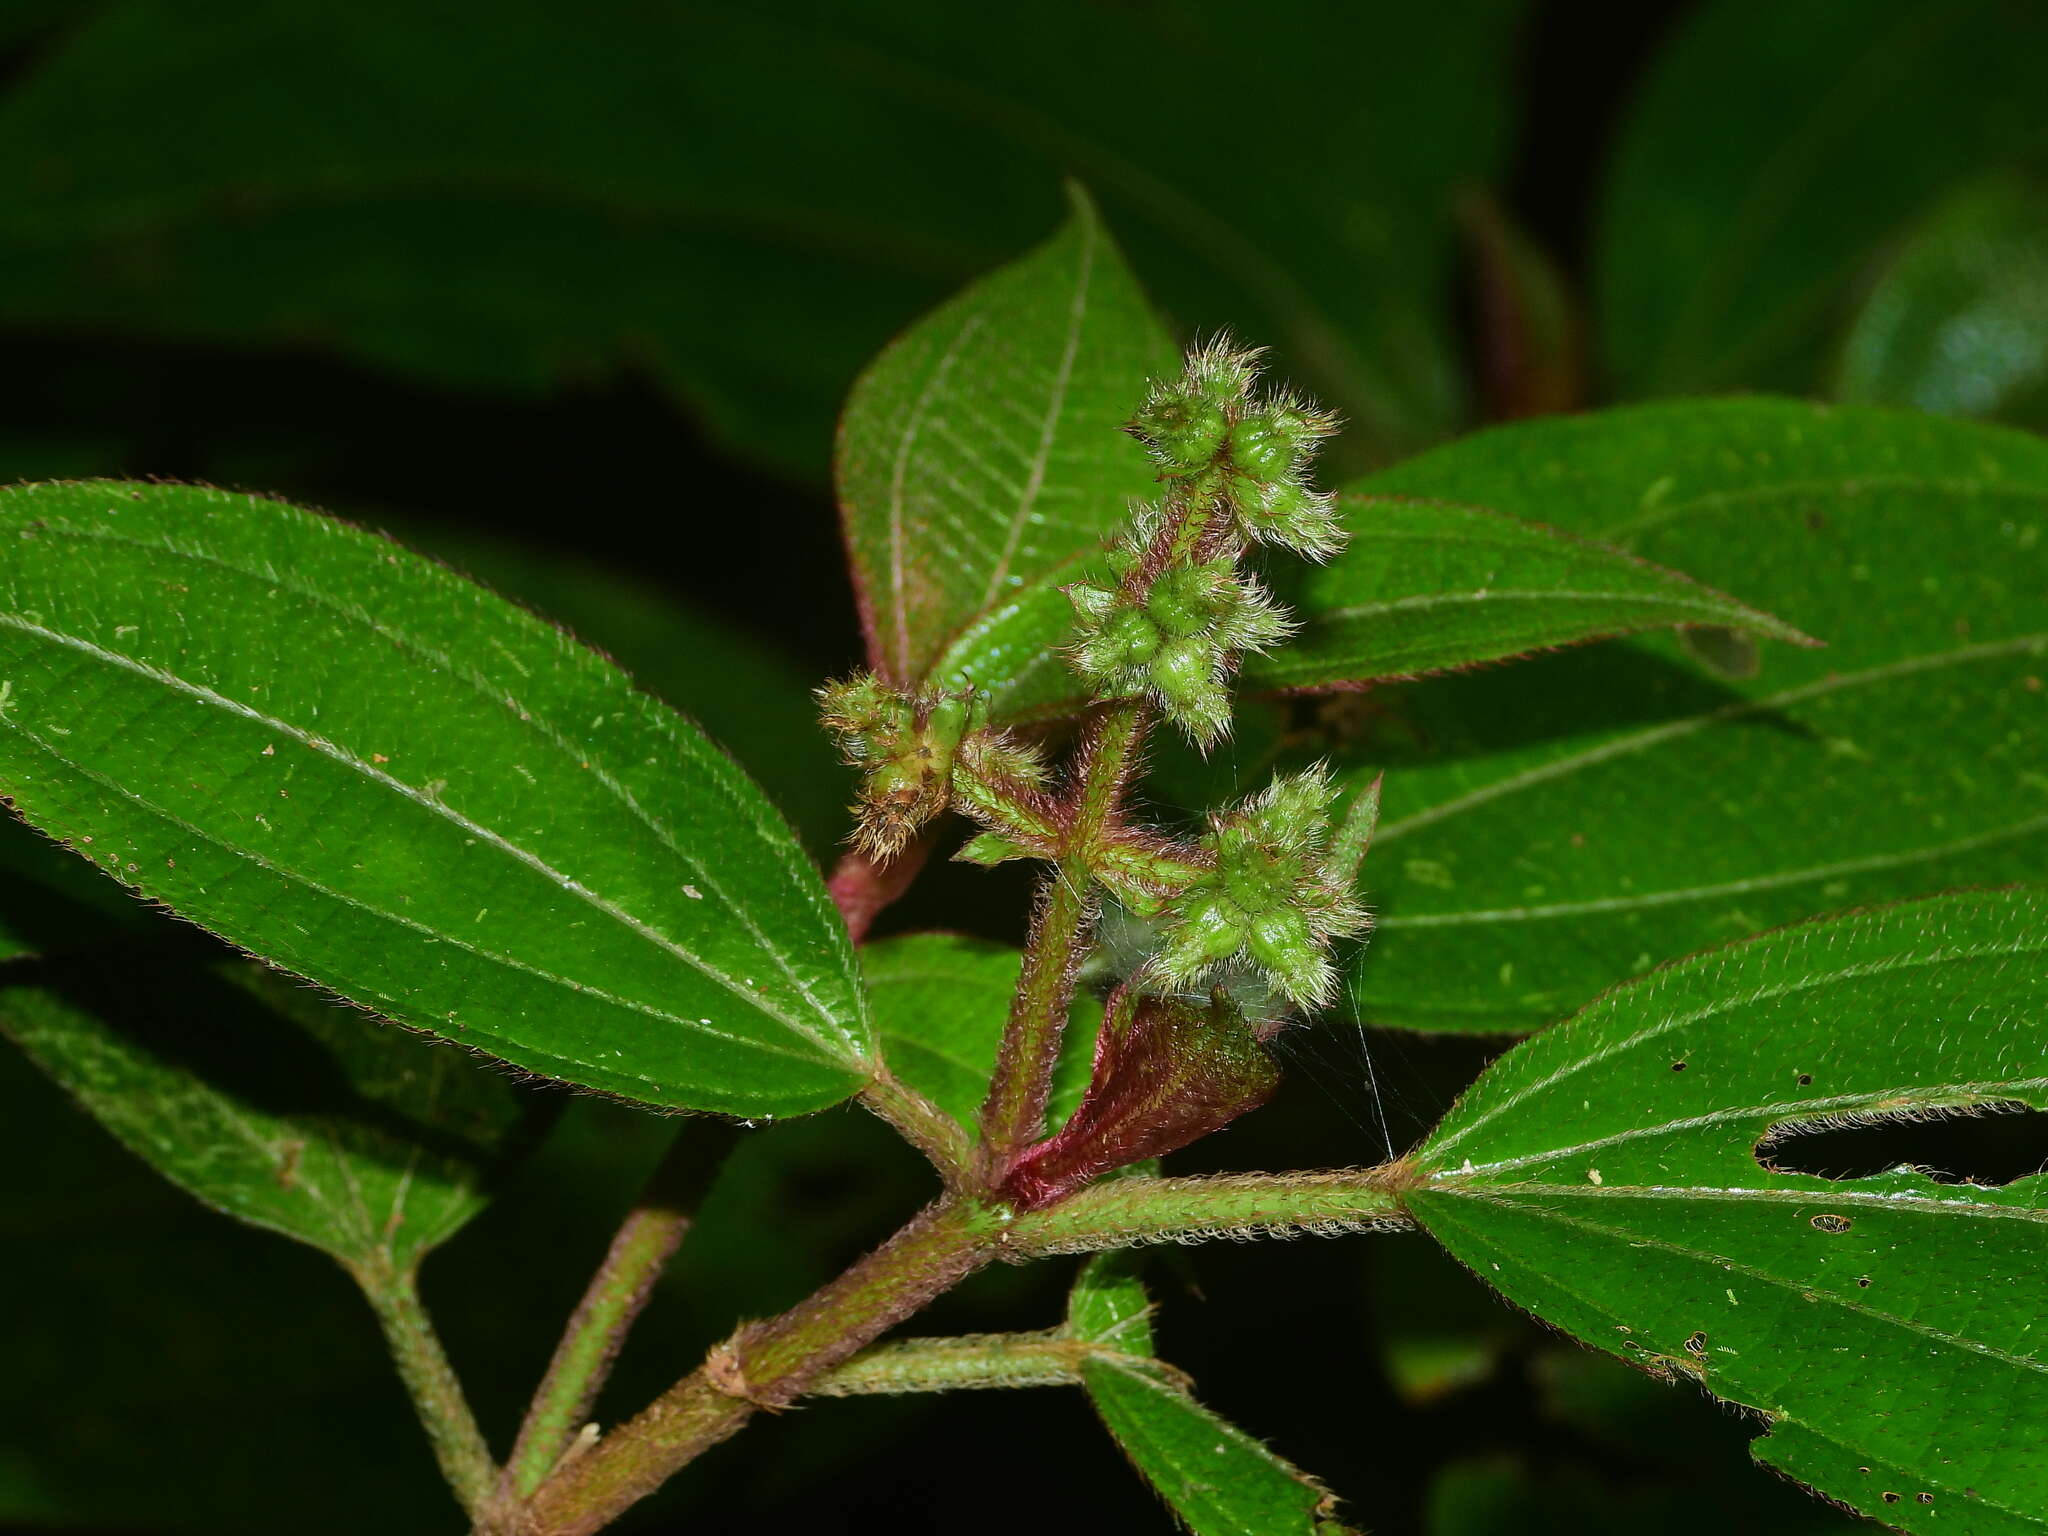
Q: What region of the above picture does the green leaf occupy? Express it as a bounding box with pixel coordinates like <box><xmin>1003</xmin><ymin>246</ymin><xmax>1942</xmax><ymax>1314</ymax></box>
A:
<box><xmin>0</xmin><ymin>1</ymin><xmax>1522</xmax><ymax>479</ymax></box>
<box><xmin>1330</xmin><ymin>400</ymin><xmax>2048</xmax><ymax>1031</ymax></box>
<box><xmin>838</xmin><ymin>191</ymin><xmax>1174</xmax><ymax>690</ymax></box>
<box><xmin>1066</xmin><ymin>1250</ymin><xmax>1156</xmax><ymax>1355</ymax></box>
<box><xmin>1065</xmin><ymin>1251</ymin><xmax>1347</xmax><ymax>1535</ymax></box>
<box><xmin>863</xmin><ymin>932</ymin><xmax>1098</xmax><ymax>1135</ymax></box>
<box><xmin>1410</xmin><ymin>889</ymin><xmax>2048</xmax><ymax>1533</ymax></box>
<box><xmin>1835</xmin><ymin>172</ymin><xmax>2048</xmax><ymax>430</ymax></box>
<box><xmin>1</xmin><ymin>950</ymin><xmax>538</xmax><ymax>1271</ymax></box>
<box><xmin>1246</xmin><ymin>498</ymin><xmax>1813</xmax><ymax>692</ymax></box>
<box><xmin>1081</xmin><ymin>1357</ymin><xmax>1343</xmax><ymax>1536</ymax></box>
<box><xmin>0</xmin><ymin>481</ymin><xmax>870</xmax><ymax>1116</ymax></box>
<box><xmin>1597</xmin><ymin>0</ymin><xmax>2048</xmax><ymax>400</ymax></box>
<box><xmin>375</xmin><ymin>516</ymin><xmax>851</xmax><ymax>855</ymax></box>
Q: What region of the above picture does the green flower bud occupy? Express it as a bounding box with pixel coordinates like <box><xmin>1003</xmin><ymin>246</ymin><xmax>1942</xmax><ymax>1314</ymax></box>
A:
<box><xmin>1130</xmin><ymin>395</ymin><xmax>1229</xmax><ymax>473</ymax></box>
<box><xmin>1238</xmin><ymin>479</ymin><xmax>1345</xmax><ymax>561</ymax></box>
<box><xmin>1145</xmin><ymin>564</ymin><xmax>1226</xmax><ymax>638</ymax></box>
<box><xmin>1228</xmin><ymin>415</ymin><xmax>1297</xmax><ymax>481</ymax></box>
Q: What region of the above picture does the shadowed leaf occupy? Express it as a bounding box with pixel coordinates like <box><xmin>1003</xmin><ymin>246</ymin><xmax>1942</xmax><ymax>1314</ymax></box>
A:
<box><xmin>1328</xmin><ymin>400</ymin><xmax>2048</xmax><ymax>1031</ymax></box>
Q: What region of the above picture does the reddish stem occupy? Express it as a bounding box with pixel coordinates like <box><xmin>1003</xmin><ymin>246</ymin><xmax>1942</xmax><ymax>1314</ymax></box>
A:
<box><xmin>827</xmin><ymin>828</ymin><xmax>935</xmax><ymax>944</ymax></box>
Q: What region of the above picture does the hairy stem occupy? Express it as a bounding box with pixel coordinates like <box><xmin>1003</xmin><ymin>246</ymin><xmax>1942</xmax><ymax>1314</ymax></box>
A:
<box><xmin>351</xmin><ymin>1255</ymin><xmax>495</xmax><ymax>1517</ymax></box>
<box><xmin>862</xmin><ymin>1070</ymin><xmax>974</xmax><ymax>1184</ymax></box>
<box><xmin>812</xmin><ymin>1329</ymin><xmax>1124</xmax><ymax>1395</ymax></box>
<box><xmin>1001</xmin><ymin>1165</ymin><xmax>1417</xmax><ymax>1256</ymax></box>
<box><xmin>515</xmin><ymin>1197</ymin><xmax>1004</xmax><ymax>1536</ymax></box>
<box><xmin>497</xmin><ymin>1118</ymin><xmax>737</xmax><ymax>1502</ymax></box>
<box><xmin>500</xmin><ymin>1162</ymin><xmax>1415</xmax><ymax>1533</ymax></box>
<box><xmin>976</xmin><ymin>700</ymin><xmax>1150</xmax><ymax>1178</ymax></box>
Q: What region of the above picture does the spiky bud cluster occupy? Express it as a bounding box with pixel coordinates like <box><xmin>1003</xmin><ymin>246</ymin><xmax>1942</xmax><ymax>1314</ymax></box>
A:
<box><xmin>818</xmin><ymin>674</ymin><xmax>1050</xmax><ymax>861</ymax></box>
<box><xmin>1126</xmin><ymin>338</ymin><xmax>1345</xmax><ymax>561</ymax></box>
<box><xmin>1067</xmin><ymin>340</ymin><xmax>1345</xmax><ymax>748</ymax></box>
<box><xmin>1068</xmin><ymin>544</ymin><xmax>1291</xmax><ymax>745</ymax></box>
<box><xmin>1149</xmin><ymin>768</ymin><xmax>1369</xmax><ymax>1009</ymax></box>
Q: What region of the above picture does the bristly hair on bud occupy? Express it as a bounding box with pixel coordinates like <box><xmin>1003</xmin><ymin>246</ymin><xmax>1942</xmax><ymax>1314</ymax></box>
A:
<box><xmin>816</xmin><ymin>674</ymin><xmax>973</xmax><ymax>860</ymax></box>
<box><xmin>1146</xmin><ymin>765</ymin><xmax>1370</xmax><ymax>1010</ymax></box>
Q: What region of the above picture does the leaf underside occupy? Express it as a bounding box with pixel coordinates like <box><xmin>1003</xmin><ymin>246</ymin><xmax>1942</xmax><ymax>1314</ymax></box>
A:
<box><xmin>1</xmin><ymin>950</ymin><xmax>536</xmax><ymax>1271</ymax></box>
<box><xmin>1066</xmin><ymin>1253</ymin><xmax>1344</xmax><ymax>1536</ymax></box>
<box><xmin>1412</xmin><ymin>888</ymin><xmax>2048</xmax><ymax>1532</ymax></box>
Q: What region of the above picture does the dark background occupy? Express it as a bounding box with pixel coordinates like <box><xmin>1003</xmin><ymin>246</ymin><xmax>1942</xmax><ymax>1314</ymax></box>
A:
<box><xmin>1</xmin><ymin>3</ymin><xmax>2038</xmax><ymax>1534</ymax></box>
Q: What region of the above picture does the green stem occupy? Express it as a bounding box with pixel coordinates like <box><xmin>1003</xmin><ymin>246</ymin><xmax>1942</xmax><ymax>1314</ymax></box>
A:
<box><xmin>497</xmin><ymin>1119</ymin><xmax>736</xmax><ymax>1502</ymax></box>
<box><xmin>861</xmin><ymin>1070</ymin><xmax>974</xmax><ymax>1185</ymax></box>
<box><xmin>1002</xmin><ymin>1166</ymin><xmax>1417</xmax><ymax>1256</ymax></box>
<box><xmin>812</xmin><ymin>1329</ymin><xmax>1118</xmax><ymax>1395</ymax></box>
<box><xmin>976</xmin><ymin>699</ymin><xmax>1151</xmax><ymax>1178</ymax></box>
<box><xmin>500</xmin><ymin>1163</ymin><xmax>1414</xmax><ymax>1534</ymax></box>
<box><xmin>516</xmin><ymin>1196</ymin><xmax>1005</xmax><ymax>1536</ymax></box>
<box><xmin>351</xmin><ymin>1254</ymin><xmax>496</xmax><ymax>1517</ymax></box>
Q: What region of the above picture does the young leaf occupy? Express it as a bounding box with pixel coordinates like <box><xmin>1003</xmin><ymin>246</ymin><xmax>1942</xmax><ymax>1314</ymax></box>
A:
<box><xmin>1</xmin><ymin>950</ymin><xmax>538</xmax><ymax>1272</ymax></box>
<box><xmin>1834</xmin><ymin>172</ymin><xmax>2048</xmax><ymax>430</ymax></box>
<box><xmin>863</xmin><ymin>932</ymin><xmax>1099</xmax><ymax>1135</ymax></box>
<box><xmin>1597</xmin><ymin>0</ymin><xmax>2048</xmax><ymax>400</ymax></box>
<box><xmin>1410</xmin><ymin>889</ymin><xmax>2048</xmax><ymax>1533</ymax></box>
<box><xmin>1065</xmin><ymin>1257</ymin><xmax>1349</xmax><ymax>1535</ymax></box>
<box><xmin>1246</xmin><ymin>498</ymin><xmax>1813</xmax><ymax>692</ymax></box>
<box><xmin>0</xmin><ymin>482</ymin><xmax>870</xmax><ymax>1116</ymax></box>
<box><xmin>837</xmin><ymin>191</ymin><xmax>1174</xmax><ymax>691</ymax></box>
<box><xmin>1003</xmin><ymin>988</ymin><xmax>1280</xmax><ymax>1211</ymax></box>
<box><xmin>1330</xmin><ymin>400</ymin><xmax>2048</xmax><ymax>1031</ymax></box>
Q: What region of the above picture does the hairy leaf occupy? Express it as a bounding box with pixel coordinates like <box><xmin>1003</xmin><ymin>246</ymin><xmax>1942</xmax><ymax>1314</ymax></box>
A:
<box><xmin>1835</xmin><ymin>172</ymin><xmax>2048</xmax><ymax>430</ymax></box>
<box><xmin>1411</xmin><ymin>888</ymin><xmax>2048</xmax><ymax>1532</ymax></box>
<box><xmin>863</xmin><ymin>932</ymin><xmax>1097</xmax><ymax>1135</ymax></box>
<box><xmin>384</xmin><ymin>516</ymin><xmax>851</xmax><ymax>854</ymax></box>
<box><xmin>1066</xmin><ymin>1252</ymin><xmax>1347</xmax><ymax>1535</ymax></box>
<box><xmin>1331</xmin><ymin>400</ymin><xmax>2048</xmax><ymax>1030</ymax></box>
<box><xmin>1249</xmin><ymin>498</ymin><xmax>1812</xmax><ymax>691</ymax></box>
<box><xmin>0</xmin><ymin>1</ymin><xmax>1522</xmax><ymax>478</ymax></box>
<box><xmin>2</xmin><ymin>951</ymin><xmax>537</xmax><ymax>1271</ymax></box>
<box><xmin>0</xmin><ymin>481</ymin><xmax>870</xmax><ymax>1115</ymax></box>
<box><xmin>1597</xmin><ymin>0</ymin><xmax>2048</xmax><ymax>400</ymax></box>
<box><xmin>838</xmin><ymin>192</ymin><xmax>1173</xmax><ymax>689</ymax></box>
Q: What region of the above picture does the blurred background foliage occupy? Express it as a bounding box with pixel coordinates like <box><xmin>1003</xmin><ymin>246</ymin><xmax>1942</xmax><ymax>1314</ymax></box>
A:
<box><xmin>1</xmin><ymin>0</ymin><xmax>2043</xmax><ymax>1531</ymax></box>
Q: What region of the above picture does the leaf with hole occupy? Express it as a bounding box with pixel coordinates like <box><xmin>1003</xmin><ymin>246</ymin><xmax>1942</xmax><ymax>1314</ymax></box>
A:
<box><xmin>0</xmin><ymin>481</ymin><xmax>871</xmax><ymax>1116</ymax></box>
<box><xmin>1410</xmin><ymin>888</ymin><xmax>2048</xmax><ymax>1532</ymax></box>
<box><xmin>1328</xmin><ymin>399</ymin><xmax>2048</xmax><ymax>1031</ymax></box>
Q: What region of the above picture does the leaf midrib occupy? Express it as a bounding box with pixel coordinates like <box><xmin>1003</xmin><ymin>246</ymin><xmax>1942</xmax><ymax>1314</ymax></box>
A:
<box><xmin>1373</xmin><ymin>632</ymin><xmax>2048</xmax><ymax>849</ymax></box>
<box><xmin>1427</xmin><ymin>913</ymin><xmax>2048</xmax><ymax>1158</ymax></box>
<box><xmin>0</xmin><ymin>615</ymin><xmax>844</xmax><ymax>1069</ymax></box>
<box><xmin>9</xmin><ymin>512</ymin><xmax>863</xmax><ymax>1058</ymax></box>
<box><xmin>1430</xmin><ymin>1184</ymin><xmax>2048</xmax><ymax>1376</ymax></box>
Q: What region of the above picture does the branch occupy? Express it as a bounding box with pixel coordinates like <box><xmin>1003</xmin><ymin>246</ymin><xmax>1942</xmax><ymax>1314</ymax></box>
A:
<box><xmin>496</xmin><ymin>1118</ymin><xmax>737</xmax><ymax>1502</ymax></box>
<box><xmin>810</xmin><ymin>1329</ymin><xmax>1099</xmax><ymax>1395</ymax></box>
<box><xmin>1000</xmin><ymin>1165</ymin><xmax>1418</xmax><ymax>1256</ymax></box>
<box><xmin>975</xmin><ymin>699</ymin><xmax>1150</xmax><ymax>1178</ymax></box>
